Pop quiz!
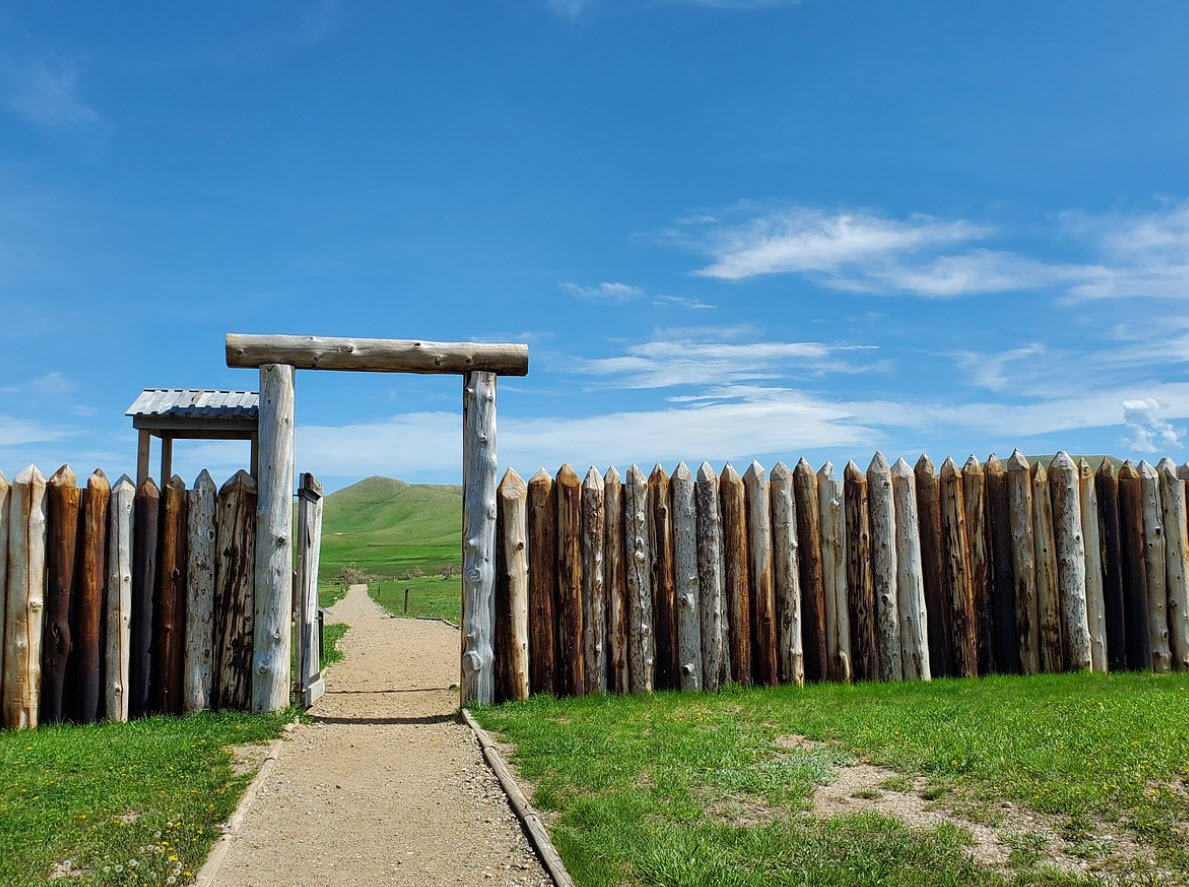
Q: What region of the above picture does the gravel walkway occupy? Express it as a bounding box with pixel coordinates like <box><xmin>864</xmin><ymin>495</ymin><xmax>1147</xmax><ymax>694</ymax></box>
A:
<box><xmin>212</xmin><ymin>585</ymin><xmax>550</xmax><ymax>887</ymax></box>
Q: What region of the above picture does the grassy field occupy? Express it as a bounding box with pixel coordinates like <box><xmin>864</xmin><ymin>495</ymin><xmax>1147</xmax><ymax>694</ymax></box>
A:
<box><xmin>369</xmin><ymin>576</ymin><xmax>461</xmax><ymax>624</ymax></box>
<box><xmin>474</xmin><ymin>671</ymin><xmax>1189</xmax><ymax>886</ymax></box>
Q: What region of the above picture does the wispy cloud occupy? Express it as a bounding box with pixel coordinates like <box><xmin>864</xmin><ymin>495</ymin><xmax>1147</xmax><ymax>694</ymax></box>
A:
<box><xmin>0</xmin><ymin>52</ymin><xmax>100</xmax><ymax>128</ymax></box>
<box><xmin>561</xmin><ymin>280</ymin><xmax>714</xmax><ymax>309</ymax></box>
<box><xmin>546</xmin><ymin>0</ymin><xmax>801</xmax><ymax>19</ymax></box>
<box><xmin>213</xmin><ymin>0</ymin><xmax>339</xmax><ymax>64</ymax></box>
<box><xmin>0</xmin><ymin>371</ymin><xmax>76</xmax><ymax>397</ymax></box>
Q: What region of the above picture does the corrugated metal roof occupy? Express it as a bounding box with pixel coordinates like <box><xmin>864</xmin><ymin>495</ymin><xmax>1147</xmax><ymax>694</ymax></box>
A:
<box><xmin>125</xmin><ymin>388</ymin><xmax>259</xmax><ymax>420</ymax></box>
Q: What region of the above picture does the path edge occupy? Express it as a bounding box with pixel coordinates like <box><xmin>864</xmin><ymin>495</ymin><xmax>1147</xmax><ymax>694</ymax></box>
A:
<box><xmin>461</xmin><ymin>707</ymin><xmax>576</xmax><ymax>887</ymax></box>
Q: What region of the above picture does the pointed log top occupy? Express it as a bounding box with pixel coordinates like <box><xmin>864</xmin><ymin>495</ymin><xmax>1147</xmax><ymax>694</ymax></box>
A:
<box><xmin>963</xmin><ymin>454</ymin><xmax>982</xmax><ymax>473</ymax></box>
<box><xmin>985</xmin><ymin>453</ymin><xmax>1003</xmax><ymax>474</ymax></box>
<box><xmin>817</xmin><ymin>460</ymin><xmax>835</xmax><ymax>480</ymax></box>
<box><xmin>742</xmin><ymin>460</ymin><xmax>766</xmax><ymax>484</ymax></box>
<box><xmin>1137</xmin><ymin>459</ymin><xmax>1158</xmax><ymax>479</ymax></box>
<box><xmin>1006</xmin><ymin>450</ymin><xmax>1030</xmax><ymax>472</ymax></box>
<box><xmin>1031</xmin><ymin>460</ymin><xmax>1048</xmax><ymax>482</ymax></box>
<box><xmin>867</xmin><ymin>451</ymin><xmax>890</xmax><ymax>473</ymax></box>
<box><xmin>0</xmin><ymin>468</ymin><xmax>6</xmax><ymax>490</ymax></box>
<box><xmin>49</xmin><ymin>464</ymin><xmax>77</xmax><ymax>486</ymax></box>
<box><xmin>1157</xmin><ymin>456</ymin><xmax>1178</xmax><ymax>477</ymax></box>
<box><xmin>583</xmin><ymin>466</ymin><xmax>605</xmax><ymax>490</ymax></box>
<box><xmin>499</xmin><ymin>467</ymin><xmax>527</xmax><ymax>494</ymax></box>
<box><xmin>166</xmin><ymin>474</ymin><xmax>187</xmax><ymax>493</ymax></box>
<box><xmin>890</xmin><ymin>456</ymin><xmax>914</xmax><ymax>478</ymax></box>
<box><xmin>1097</xmin><ymin>458</ymin><xmax>1117</xmax><ymax>480</ymax></box>
<box><xmin>1051</xmin><ymin>451</ymin><xmax>1077</xmax><ymax>474</ymax></box>
<box><xmin>914</xmin><ymin>453</ymin><xmax>934</xmax><ymax>474</ymax></box>
<box><xmin>299</xmin><ymin>472</ymin><xmax>323</xmax><ymax>496</ymax></box>
<box><xmin>1179</xmin><ymin>462</ymin><xmax>1189</xmax><ymax>481</ymax></box>
<box><xmin>697</xmin><ymin>461</ymin><xmax>718</xmax><ymax>484</ymax></box>
<box><xmin>649</xmin><ymin>463</ymin><xmax>669</xmax><ymax>483</ymax></box>
<box><xmin>1118</xmin><ymin>459</ymin><xmax>1138</xmax><ymax>480</ymax></box>
<box><xmin>672</xmin><ymin>461</ymin><xmax>692</xmax><ymax>482</ymax></box>
<box><xmin>843</xmin><ymin>459</ymin><xmax>864</xmax><ymax>482</ymax></box>
<box><xmin>556</xmin><ymin>463</ymin><xmax>580</xmax><ymax>486</ymax></box>
<box><xmin>137</xmin><ymin>476</ymin><xmax>160</xmax><ymax>497</ymax></box>
<box><xmin>193</xmin><ymin>468</ymin><xmax>216</xmax><ymax>492</ymax></box>
<box><xmin>771</xmin><ymin>460</ymin><xmax>793</xmax><ymax>480</ymax></box>
<box><xmin>14</xmin><ymin>464</ymin><xmax>44</xmax><ymax>485</ymax></box>
<box><xmin>604</xmin><ymin>464</ymin><xmax>621</xmax><ymax>484</ymax></box>
<box><xmin>939</xmin><ymin>455</ymin><xmax>959</xmax><ymax>477</ymax></box>
<box><xmin>217</xmin><ymin>469</ymin><xmax>254</xmax><ymax>495</ymax></box>
<box><xmin>1077</xmin><ymin>457</ymin><xmax>1094</xmax><ymax>478</ymax></box>
<box><xmin>112</xmin><ymin>474</ymin><xmax>135</xmax><ymax>493</ymax></box>
<box><xmin>627</xmin><ymin>463</ymin><xmax>648</xmax><ymax>485</ymax></box>
<box><xmin>720</xmin><ymin>462</ymin><xmax>741</xmax><ymax>483</ymax></box>
<box><xmin>529</xmin><ymin>467</ymin><xmax>553</xmax><ymax>485</ymax></box>
<box><xmin>86</xmin><ymin>468</ymin><xmax>111</xmax><ymax>493</ymax></box>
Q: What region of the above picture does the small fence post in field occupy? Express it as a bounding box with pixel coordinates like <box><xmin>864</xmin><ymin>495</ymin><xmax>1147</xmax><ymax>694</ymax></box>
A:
<box><xmin>915</xmin><ymin>455</ymin><xmax>950</xmax><ymax>677</ymax></box>
<box><xmin>817</xmin><ymin>462</ymin><xmax>850</xmax><ymax>682</ymax></box>
<box><xmin>1158</xmin><ymin>457</ymin><xmax>1189</xmax><ymax>670</ymax></box>
<box><xmin>43</xmin><ymin>465</ymin><xmax>80</xmax><ymax>725</ymax></box>
<box><xmin>939</xmin><ymin>457</ymin><xmax>977</xmax><ymax>677</ymax></box>
<box><xmin>555</xmin><ymin>464</ymin><xmax>584</xmax><ymax>696</ymax></box>
<box><xmin>963</xmin><ymin>456</ymin><xmax>995</xmax><ymax>675</ymax></box>
<box><xmin>721</xmin><ymin>464</ymin><xmax>751</xmax><ymax>685</ymax></box>
<box><xmin>604</xmin><ymin>466</ymin><xmax>629</xmax><ymax>695</ymax></box>
<box><xmin>1138</xmin><ymin>460</ymin><xmax>1171</xmax><ymax>672</ymax></box>
<box><xmin>1095</xmin><ymin>460</ymin><xmax>1127</xmax><ymax>671</ymax></box>
<box><xmin>184</xmin><ymin>470</ymin><xmax>218</xmax><ymax>713</ymax></box>
<box><xmin>215</xmin><ymin>470</ymin><xmax>256</xmax><ymax>710</ymax></box>
<box><xmin>793</xmin><ymin>458</ymin><xmax>828</xmax><ymax>682</ymax></box>
<box><xmin>1117</xmin><ymin>461</ymin><xmax>1153</xmax><ymax>671</ymax></box>
<box><xmin>890</xmin><ymin>458</ymin><xmax>930</xmax><ymax>680</ymax></box>
<box><xmin>985</xmin><ymin>455</ymin><xmax>1019</xmax><ymax>674</ymax></box>
<box><xmin>649</xmin><ymin>465</ymin><xmax>678</xmax><ymax>690</ymax></box>
<box><xmin>867</xmin><ymin>453</ymin><xmax>901</xmax><ymax>682</ymax></box>
<box><xmin>2</xmin><ymin>466</ymin><xmax>47</xmax><ymax>729</ymax></box>
<box><xmin>1030</xmin><ymin>460</ymin><xmax>1063</xmax><ymax>673</ymax></box>
<box><xmin>74</xmin><ymin>469</ymin><xmax>110</xmax><ymax>723</ymax></box>
<box><xmin>671</xmin><ymin>463</ymin><xmax>702</xmax><ymax>691</ymax></box>
<box><xmin>1078</xmin><ymin>459</ymin><xmax>1108</xmax><ymax>673</ymax></box>
<box><xmin>843</xmin><ymin>460</ymin><xmax>877</xmax><ymax>682</ymax></box>
<box><xmin>625</xmin><ymin>465</ymin><xmax>655</xmax><ymax>693</ymax></box>
<box><xmin>156</xmin><ymin>475</ymin><xmax>188</xmax><ymax>715</ymax></box>
<box><xmin>770</xmin><ymin>461</ymin><xmax>804</xmax><ymax>687</ymax></box>
<box><xmin>105</xmin><ymin>475</ymin><xmax>134</xmax><ymax>722</ymax></box>
<box><xmin>496</xmin><ymin>468</ymin><xmax>530</xmax><ymax>702</ymax></box>
<box><xmin>1049</xmin><ymin>452</ymin><xmax>1091</xmax><ymax>671</ymax></box>
<box><xmin>1005</xmin><ymin>452</ymin><xmax>1039</xmax><ymax>674</ymax></box>
<box><xmin>695</xmin><ymin>463</ymin><xmax>726</xmax><ymax>690</ymax></box>
<box><xmin>744</xmin><ymin>461</ymin><xmax>778</xmax><ymax>686</ymax></box>
<box><xmin>527</xmin><ymin>469</ymin><xmax>558</xmax><ymax>696</ymax></box>
<box><xmin>581</xmin><ymin>467</ymin><xmax>607</xmax><ymax>694</ymax></box>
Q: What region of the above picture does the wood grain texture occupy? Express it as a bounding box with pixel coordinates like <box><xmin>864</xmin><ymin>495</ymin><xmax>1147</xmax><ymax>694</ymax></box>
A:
<box><xmin>130</xmin><ymin>478</ymin><xmax>159</xmax><ymax>718</ymax></box>
<box><xmin>581</xmin><ymin>467</ymin><xmax>607</xmax><ymax>693</ymax></box>
<box><xmin>721</xmin><ymin>464</ymin><xmax>752</xmax><ymax>685</ymax></box>
<box><xmin>215</xmin><ymin>471</ymin><xmax>256</xmax><ymax>710</ymax></box>
<box><xmin>793</xmin><ymin>459</ymin><xmax>828</xmax><ymax>682</ymax></box>
<box><xmin>1138</xmin><ymin>460</ymin><xmax>1171</xmax><ymax>672</ymax></box>
<box><xmin>625</xmin><ymin>465</ymin><xmax>655</xmax><ymax>693</ymax></box>
<box><xmin>1095</xmin><ymin>460</ymin><xmax>1127</xmax><ymax>671</ymax></box>
<box><xmin>184</xmin><ymin>471</ymin><xmax>218</xmax><ymax>713</ymax></box>
<box><xmin>155</xmin><ymin>475</ymin><xmax>188</xmax><ymax>715</ymax></box>
<box><xmin>74</xmin><ymin>469</ymin><xmax>109</xmax><ymax>723</ymax></box>
<box><xmin>963</xmin><ymin>456</ymin><xmax>995</xmax><ymax>675</ymax></box>
<box><xmin>105</xmin><ymin>476</ymin><xmax>134</xmax><ymax>722</ymax></box>
<box><xmin>915</xmin><ymin>455</ymin><xmax>951</xmax><ymax>677</ymax></box>
<box><xmin>226</xmin><ymin>332</ymin><xmax>529</xmax><ymax>376</ymax></box>
<box><xmin>818</xmin><ymin>462</ymin><xmax>850</xmax><ymax>682</ymax></box>
<box><xmin>496</xmin><ymin>469</ymin><xmax>530</xmax><ymax>702</ymax></box>
<box><xmin>939</xmin><ymin>457</ymin><xmax>977</xmax><ymax>678</ymax></box>
<box><xmin>1031</xmin><ymin>461</ymin><xmax>1063</xmax><ymax>673</ymax></box>
<box><xmin>985</xmin><ymin>455</ymin><xmax>1019</xmax><ymax>674</ymax></box>
<box><xmin>1158</xmin><ymin>457</ymin><xmax>1189</xmax><ymax>671</ymax></box>
<box><xmin>744</xmin><ymin>461</ymin><xmax>778</xmax><ymax>686</ymax></box>
<box><xmin>1049</xmin><ymin>452</ymin><xmax>1091</xmax><ymax>671</ymax></box>
<box><xmin>891</xmin><ymin>458</ymin><xmax>930</xmax><ymax>680</ymax></box>
<box><xmin>695</xmin><ymin>462</ymin><xmax>726</xmax><ymax>690</ymax></box>
<box><xmin>844</xmin><ymin>460</ymin><xmax>878</xmax><ymax>682</ymax></box>
<box><xmin>0</xmin><ymin>471</ymin><xmax>7</xmax><ymax>717</ymax></box>
<box><xmin>555</xmin><ymin>464</ymin><xmax>585</xmax><ymax>696</ymax></box>
<box><xmin>527</xmin><ymin>469</ymin><xmax>558</xmax><ymax>695</ymax></box>
<box><xmin>649</xmin><ymin>465</ymin><xmax>678</xmax><ymax>691</ymax></box>
<box><xmin>671</xmin><ymin>463</ymin><xmax>702</xmax><ymax>690</ymax></box>
<box><xmin>604</xmin><ymin>466</ymin><xmax>628</xmax><ymax>695</ymax></box>
<box><xmin>867</xmin><ymin>453</ymin><xmax>901</xmax><ymax>681</ymax></box>
<box><xmin>42</xmin><ymin>465</ymin><xmax>80</xmax><ymax>725</ymax></box>
<box><xmin>3</xmin><ymin>466</ymin><xmax>47</xmax><ymax>729</ymax></box>
<box><xmin>1117</xmin><ymin>461</ymin><xmax>1152</xmax><ymax>671</ymax></box>
<box><xmin>770</xmin><ymin>461</ymin><xmax>804</xmax><ymax>687</ymax></box>
<box><xmin>1078</xmin><ymin>460</ymin><xmax>1108</xmax><ymax>673</ymax></box>
<box><xmin>1006</xmin><ymin>451</ymin><xmax>1039</xmax><ymax>674</ymax></box>
<box><xmin>296</xmin><ymin>472</ymin><xmax>324</xmax><ymax>707</ymax></box>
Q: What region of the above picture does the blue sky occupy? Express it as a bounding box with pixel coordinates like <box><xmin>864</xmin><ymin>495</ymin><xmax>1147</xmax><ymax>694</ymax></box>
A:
<box><xmin>2</xmin><ymin>0</ymin><xmax>1188</xmax><ymax>491</ymax></box>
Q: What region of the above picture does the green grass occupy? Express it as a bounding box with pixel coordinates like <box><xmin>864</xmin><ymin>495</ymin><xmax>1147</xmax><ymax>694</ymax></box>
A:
<box><xmin>369</xmin><ymin>576</ymin><xmax>461</xmax><ymax>624</ymax></box>
<box><xmin>473</xmin><ymin>671</ymin><xmax>1189</xmax><ymax>886</ymax></box>
<box><xmin>320</xmin><ymin>623</ymin><xmax>348</xmax><ymax>668</ymax></box>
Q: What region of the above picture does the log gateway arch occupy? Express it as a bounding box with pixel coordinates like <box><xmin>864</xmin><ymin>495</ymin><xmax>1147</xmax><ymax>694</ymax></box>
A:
<box><xmin>224</xmin><ymin>333</ymin><xmax>530</xmax><ymax>711</ymax></box>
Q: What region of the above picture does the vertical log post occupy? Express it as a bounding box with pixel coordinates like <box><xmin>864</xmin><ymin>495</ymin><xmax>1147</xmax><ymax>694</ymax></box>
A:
<box><xmin>1096</xmin><ymin>461</ymin><xmax>1127</xmax><ymax>670</ymax></box>
<box><xmin>818</xmin><ymin>462</ymin><xmax>850</xmax><ymax>682</ymax></box>
<box><xmin>1078</xmin><ymin>460</ymin><xmax>1108</xmax><ymax>673</ymax></box>
<box><xmin>844</xmin><ymin>460</ymin><xmax>878</xmax><ymax>682</ymax></box>
<box><xmin>649</xmin><ymin>465</ymin><xmax>678</xmax><ymax>690</ymax></box>
<box><xmin>527</xmin><ymin>469</ymin><xmax>558</xmax><ymax>696</ymax></box>
<box><xmin>215</xmin><ymin>471</ymin><xmax>256</xmax><ymax>710</ymax></box>
<box><xmin>254</xmin><ymin>362</ymin><xmax>296</xmax><ymax>712</ymax></box>
<box><xmin>671</xmin><ymin>463</ymin><xmax>702</xmax><ymax>690</ymax></box>
<box><xmin>939</xmin><ymin>457</ymin><xmax>977</xmax><ymax>677</ymax></box>
<box><xmin>985</xmin><ymin>455</ymin><xmax>1019</xmax><ymax>673</ymax></box>
<box><xmin>770</xmin><ymin>461</ymin><xmax>804</xmax><ymax>687</ymax></box>
<box><xmin>625</xmin><ymin>465</ymin><xmax>654</xmax><ymax>693</ymax></box>
<box><xmin>744</xmin><ymin>461</ymin><xmax>778</xmax><ymax>686</ymax></box>
<box><xmin>74</xmin><ymin>469</ymin><xmax>109</xmax><ymax>723</ymax></box>
<box><xmin>496</xmin><ymin>469</ymin><xmax>530</xmax><ymax>702</ymax></box>
<box><xmin>1049</xmin><ymin>452</ymin><xmax>1091</xmax><ymax>671</ymax></box>
<box><xmin>1006</xmin><ymin>451</ymin><xmax>1039</xmax><ymax>674</ymax></box>
<box><xmin>604</xmin><ymin>466</ymin><xmax>628</xmax><ymax>695</ymax></box>
<box><xmin>156</xmin><ymin>475</ymin><xmax>188</xmax><ymax>715</ymax></box>
<box><xmin>695</xmin><ymin>463</ymin><xmax>726</xmax><ymax>690</ymax></box>
<box><xmin>867</xmin><ymin>453</ymin><xmax>901</xmax><ymax>681</ymax></box>
<box><xmin>963</xmin><ymin>456</ymin><xmax>995</xmax><ymax>674</ymax></box>
<box><xmin>105</xmin><ymin>476</ymin><xmax>134</xmax><ymax>722</ymax></box>
<box><xmin>721</xmin><ymin>464</ymin><xmax>751</xmax><ymax>685</ymax></box>
<box><xmin>1031</xmin><ymin>460</ymin><xmax>1063</xmax><ymax>673</ymax></box>
<box><xmin>2</xmin><ymin>466</ymin><xmax>47</xmax><ymax>729</ymax></box>
<box><xmin>1118</xmin><ymin>461</ymin><xmax>1152</xmax><ymax>671</ymax></box>
<box><xmin>891</xmin><ymin>458</ymin><xmax>930</xmax><ymax>680</ymax></box>
<box><xmin>1138</xmin><ymin>460</ymin><xmax>1171</xmax><ymax>672</ymax></box>
<box><xmin>184</xmin><ymin>470</ymin><xmax>218</xmax><ymax>713</ymax></box>
<box><xmin>0</xmin><ymin>471</ymin><xmax>7</xmax><ymax>708</ymax></box>
<box><xmin>42</xmin><ymin>465</ymin><xmax>80</xmax><ymax>725</ymax></box>
<box><xmin>581</xmin><ymin>467</ymin><xmax>607</xmax><ymax>694</ymax></box>
<box><xmin>555</xmin><ymin>464</ymin><xmax>584</xmax><ymax>697</ymax></box>
<box><xmin>915</xmin><ymin>455</ymin><xmax>950</xmax><ymax>677</ymax></box>
<box><xmin>295</xmin><ymin>472</ymin><xmax>324</xmax><ymax>707</ymax></box>
<box><xmin>793</xmin><ymin>459</ymin><xmax>828</xmax><ymax>682</ymax></box>
<box><xmin>1158</xmin><ymin>457</ymin><xmax>1189</xmax><ymax>671</ymax></box>
<box><xmin>130</xmin><ymin>478</ymin><xmax>159</xmax><ymax>718</ymax></box>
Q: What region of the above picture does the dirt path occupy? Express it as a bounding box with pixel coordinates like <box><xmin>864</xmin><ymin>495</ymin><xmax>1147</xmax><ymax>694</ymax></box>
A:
<box><xmin>212</xmin><ymin>585</ymin><xmax>550</xmax><ymax>887</ymax></box>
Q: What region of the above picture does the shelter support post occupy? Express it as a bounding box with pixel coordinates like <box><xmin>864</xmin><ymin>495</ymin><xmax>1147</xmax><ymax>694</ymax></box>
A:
<box><xmin>137</xmin><ymin>430</ymin><xmax>151</xmax><ymax>487</ymax></box>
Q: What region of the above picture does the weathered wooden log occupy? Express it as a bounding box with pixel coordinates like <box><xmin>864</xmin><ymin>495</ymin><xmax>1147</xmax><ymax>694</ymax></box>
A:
<box><xmin>963</xmin><ymin>456</ymin><xmax>994</xmax><ymax>675</ymax></box>
<box><xmin>1138</xmin><ymin>460</ymin><xmax>1171</xmax><ymax>672</ymax></box>
<box><xmin>984</xmin><ymin>455</ymin><xmax>1019</xmax><ymax>673</ymax></box>
<box><xmin>1031</xmin><ymin>460</ymin><xmax>1063</xmax><ymax>673</ymax></box>
<box><xmin>1077</xmin><ymin>460</ymin><xmax>1108</xmax><ymax>673</ymax></box>
<box><xmin>670</xmin><ymin>463</ymin><xmax>702</xmax><ymax>691</ymax></box>
<box><xmin>743</xmin><ymin>461</ymin><xmax>778</xmax><ymax>686</ymax></box>
<box><xmin>295</xmin><ymin>472</ymin><xmax>324</xmax><ymax>708</ymax></box>
<box><xmin>42</xmin><ymin>465</ymin><xmax>80</xmax><ymax>725</ymax></box>
<box><xmin>497</xmin><ymin>469</ymin><xmax>530</xmax><ymax>702</ymax></box>
<box><xmin>695</xmin><ymin>462</ymin><xmax>726</xmax><ymax>690</ymax></box>
<box><xmin>74</xmin><ymin>470</ymin><xmax>109</xmax><ymax>723</ymax></box>
<box><xmin>818</xmin><ymin>462</ymin><xmax>850</xmax><ymax>682</ymax></box>
<box><xmin>527</xmin><ymin>469</ymin><xmax>558</xmax><ymax>695</ymax></box>
<box><xmin>226</xmin><ymin>333</ymin><xmax>530</xmax><ymax>376</ymax></box>
<box><xmin>866</xmin><ymin>453</ymin><xmax>901</xmax><ymax>681</ymax></box>
<box><xmin>105</xmin><ymin>476</ymin><xmax>134</xmax><ymax>722</ymax></box>
<box><xmin>915</xmin><ymin>455</ymin><xmax>951</xmax><ymax>677</ymax></box>
<box><xmin>1158</xmin><ymin>457</ymin><xmax>1189</xmax><ymax>671</ymax></box>
<box><xmin>721</xmin><ymin>464</ymin><xmax>752</xmax><ymax>685</ymax></box>
<box><xmin>939</xmin><ymin>457</ymin><xmax>977</xmax><ymax>678</ymax></box>
<box><xmin>130</xmin><ymin>478</ymin><xmax>159</xmax><ymax>718</ymax></box>
<box><xmin>3</xmin><ymin>466</ymin><xmax>47</xmax><ymax>729</ymax></box>
<box><xmin>1049</xmin><ymin>452</ymin><xmax>1091</xmax><ymax>671</ymax></box>
<box><xmin>182</xmin><ymin>470</ymin><xmax>217</xmax><ymax>713</ymax></box>
<box><xmin>625</xmin><ymin>465</ymin><xmax>655</xmax><ymax>693</ymax></box>
<box><xmin>254</xmin><ymin>363</ymin><xmax>295</xmax><ymax>712</ymax></box>
<box><xmin>770</xmin><ymin>461</ymin><xmax>804</xmax><ymax>687</ymax></box>
<box><xmin>555</xmin><ymin>464</ymin><xmax>585</xmax><ymax>697</ymax></box>
<box><xmin>604</xmin><ymin>466</ymin><xmax>628</xmax><ymax>695</ymax></box>
<box><xmin>843</xmin><ymin>460</ymin><xmax>878</xmax><ymax>682</ymax></box>
<box><xmin>1117</xmin><ymin>461</ymin><xmax>1152</xmax><ymax>671</ymax></box>
<box><xmin>155</xmin><ymin>475</ymin><xmax>188</xmax><ymax>715</ymax></box>
<box><xmin>1005</xmin><ymin>451</ymin><xmax>1039</xmax><ymax>674</ymax></box>
<box><xmin>215</xmin><ymin>471</ymin><xmax>256</xmax><ymax>710</ymax></box>
<box><xmin>649</xmin><ymin>465</ymin><xmax>678</xmax><ymax>690</ymax></box>
<box><xmin>793</xmin><ymin>458</ymin><xmax>828</xmax><ymax>681</ymax></box>
<box><xmin>581</xmin><ymin>467</ymin><xmax>607</xmax><ymax>694</ymax></box>
<box><xmin>890</xmin><ymin>458</ymin><xmax>930</xmax><ymax>680</ymax></box>
<box><xmin>1095</xmin><ymin>460</ymin><xmax>1127</xmax><ymax>671</ymax></box>
<box><xmin>0</xmin><ymin>471</ymin><xmax>8</xmax><ymax>712</ymax></box>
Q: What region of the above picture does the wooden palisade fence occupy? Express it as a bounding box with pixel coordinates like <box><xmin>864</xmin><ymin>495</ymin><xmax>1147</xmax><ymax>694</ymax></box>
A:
<box><xmin>0</xmin><ymin>464</ymin><xmax>321</xmax><ymax>730</ymax></box>
<box><xmin>492</xmin><ymin>452</ymin><xmax>1189</xmax><ymax>701</ymax></box>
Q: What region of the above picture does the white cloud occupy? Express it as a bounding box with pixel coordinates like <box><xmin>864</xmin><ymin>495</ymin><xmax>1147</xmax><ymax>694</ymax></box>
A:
<box><xmin>0</xmin><ymin>53</ymin><xmax>100</xmax><ymax>127</ymax></box>
<box><xmin>0</xmin><ymin>415</ymin><xmax>74</xmax><ymax>447</ymax></box>
<box><xmin>856</xmin><ymin>250</ymin><xmax>1097</xmax><ymax>298</ymax></box>
<box><xmin>0</xmin><ymin>371</ymin><xmax>76</xmax><ymax>397</ymax></box>
<box><xmin>214</xmin><ymin>0</ymin><xmax>339</xmax><ymax>64</ymax></box>
<box><xmin>1122</xmin><ymin>397</ymin><xmax>1184</xmax><ymax>453</ymax></box>
<box><xmin>560</xmin><ymin>280</ymin><xmax>714</xmax><ymax>310</ymax></box>
<box><xmin>950</xmin><ymin>344</ymin><xmax>1048</xmax><ymax>392</ymax></box>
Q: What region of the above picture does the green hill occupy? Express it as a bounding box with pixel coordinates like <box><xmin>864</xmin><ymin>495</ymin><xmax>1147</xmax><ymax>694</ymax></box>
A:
<box><xmin>318</xmin><ymin>476</ymin><xmax>461</xmax><ymax>581</ymax></box>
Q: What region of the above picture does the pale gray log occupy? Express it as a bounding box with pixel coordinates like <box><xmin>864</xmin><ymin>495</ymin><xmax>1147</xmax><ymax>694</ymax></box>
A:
<box><xmin>297</xmin><ymin>473</ymin><xmax>326</xmax><ymax>706</ymax></box>
<box><xmin>604</xmin><ymin>466</ymin><xmax>627</xmax><ymax>694</ymax></box>
<box><xmin>743</xmin><ymin>461</ymin><xmax>777</xmax><ymax>686</ymax></box>
<box><xmin>184</xmin><ymin>470</ymin><xmax>218</xmax><ymax>712</ymax></box>
<box><xmin>1158</xmin><ymin>457</ymin><xmax>1189</xmax><ymax>671</ymax></box>
<box><xmin>770</xmin><ymin>461</ymin><xmax>804</xmax><ymax>687</ymax></box>
<box><xmin>2</xmin><ymin>466</ymin><xmax>47</xmax><ymax>729</ymax></box>
<box><xmin>890</xmin><ymin>458</ymin><xmax>929</xmax><ymax>680</ymax></box>
<box><xmin>868</xmin><ymin>452</ymin><xmax>902</xmax><ymax>680</ymax></box>
<box><xmin>1077</xmin><ymin>459</ymin><xmax>1108</xmax><ymax>673</ymax></box>
<box><xmin>498</xmin><ymin>469</ymin><xmax>530</xmax><ymax>700</ymax></box>
<box><xmin>461</xmin><ymin>371</ymin><xmax>499</xmax><ymax>705</ymax></box>
<box><xmin>1138</xmin><ymin>460</ymin><xmax>1171</xmax><ymax>672</ymax></box>
<box><xmin>625</xmin><ymin>465</ymin><xmax>655</xmax><ymax>693</ymax></box>
<box><xmin>817</xmin><ymin>461</ymin><xmax>850</xmax><ymax>682</ymax></box>
<box><xmin>581</xmin><ymin>467</ymin><xmax>607</xmax><ymax>693</ymax></box>
<box><xmin>0</xmin><ymin>470</ymin><xmax>7</xmax><ymax>711</ymax></box>
<box><xmin>671</xmin><ymin>462</ymin><xmax>702</xmax><ymax>690</ymax></box>
<box><xmin>1006</xmin><ymin>451</ymin><xmax>1040</xmax><ymax>674</ymax></box>
<box><xmin>1049</xmin><ymin>452</ymin><xmax>1091</xmax><ymax>671</ymax></box>
<box><xmin>1031</xmin><ymin>460</ymin><xmax>1063</xmax><ymax>673</ymax></box>
<box><xmin>695</xmin><ymin>462</ymin><xmax>725</xmax><ymax>690</ymax></box>
<box><xmin>105</xmin><ymin>475</ymin><xmax>135</xmax><ymax>721</ymax></box>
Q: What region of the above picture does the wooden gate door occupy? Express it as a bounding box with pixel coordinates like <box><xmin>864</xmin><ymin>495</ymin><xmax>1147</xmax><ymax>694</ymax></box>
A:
<box><xmin>296</xmin><ymin>472</ymin><xmax>325</xmax><ymax>707</ymax></box>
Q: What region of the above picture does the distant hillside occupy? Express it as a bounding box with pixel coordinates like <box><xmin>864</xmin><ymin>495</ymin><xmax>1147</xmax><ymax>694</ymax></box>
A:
<box><xmin>319</xmin><ymin>476</ymin><xmax>461</xmax><ymax>580</ymax></box>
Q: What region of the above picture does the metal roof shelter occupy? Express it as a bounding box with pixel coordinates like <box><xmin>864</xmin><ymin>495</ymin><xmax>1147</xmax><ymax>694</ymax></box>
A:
<box><xmin>125</xmin><ymin>388</ymin><xmax>259</xmax><ymax>486</ymax></box>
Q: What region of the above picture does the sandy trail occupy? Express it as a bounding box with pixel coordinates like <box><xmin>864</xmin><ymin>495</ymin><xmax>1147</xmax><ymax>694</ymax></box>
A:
<box><xmin>213</xmin><ymin>584</ymin><xmax>549</xmax><ymax>887</ymax></box>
